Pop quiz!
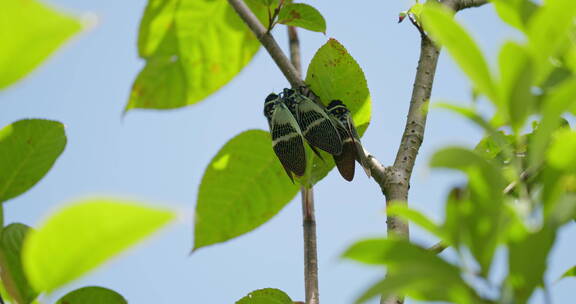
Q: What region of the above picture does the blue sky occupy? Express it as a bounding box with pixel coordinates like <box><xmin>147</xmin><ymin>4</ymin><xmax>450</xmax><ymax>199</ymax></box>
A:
<box><xmin>1</xmin><ymin>0</ymin><xmax>575</xmax><ymax>303</ymax></box>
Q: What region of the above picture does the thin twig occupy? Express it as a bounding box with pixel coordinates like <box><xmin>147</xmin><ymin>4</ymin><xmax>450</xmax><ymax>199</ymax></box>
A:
<box><xmin>228</xmin><ymin>0</ymin><xmax>304</xmax><ymax>88</ymax></box>
<box><xmin>288</xmin><ymin>26</ymin><xmax>302</xmax><ymax>78</ymax></box>
<box><xmin>444</xmin><ymin>0</ymin><xmax>489</xmax><ymax>11</ymax></box>
<box><xmin>288</xmin><ymin>24</ymin><xmax>320</xmax><ymax>304</ymax></box>
<box><xmin>301</xmin><ymin>187</ymin><xmax>319</xmax><ymax>304</ymax></box>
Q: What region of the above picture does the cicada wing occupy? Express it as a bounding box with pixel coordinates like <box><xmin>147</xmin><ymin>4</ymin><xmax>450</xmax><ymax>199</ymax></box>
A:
<box><xmin>334</xmin><ymin>138</ymin><xmax>357</xmax><ymax>181</ymax></box>
<box><xmin>296</xmin><ymin>96</ymin><xmax>343</xmax><ymax>155</ymax></box>
<box><xmin>271</xmin><ymin>103</ymin><xmax>307</xmax><ymax>177</ymax></box>
<box><xmin>328</xmin><ymin>116</ymin><xmax>354</xmax><ymax>181</ymax></box>
<box><xmin>345</xmin><ymin>115</ymin><xmax>371</xmax><ymax>178</ymax></box>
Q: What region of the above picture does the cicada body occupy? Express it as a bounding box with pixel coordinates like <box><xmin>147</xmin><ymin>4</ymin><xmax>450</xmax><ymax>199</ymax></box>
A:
<box><xmin>327</xmin><ymin>100</ymin><xmax>370</xmax><ymax>181</ymax></box>
<box><xmin>264</xmin><ymin>92</ymin><xmax>307</xmax><ymax>183</ymax></box>
<box><xmin>282</xmin><ymin>88</ymin><xmax>343</xmax><ymax>156</ymax></box>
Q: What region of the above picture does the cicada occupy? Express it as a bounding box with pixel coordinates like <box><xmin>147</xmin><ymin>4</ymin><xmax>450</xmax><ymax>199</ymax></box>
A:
<box><xmin>327</xmin><ymin>100</ymin><xmax>370</xmax><ymax>181</ymax></box>
<box><xmin>264</xmin><ymin>92</ymin><xmax>306</xmax><ymax>182</ymax></box>
<box><xmin>282</xmin><ymin>88</ymin><xmax>342</xmax><ymax>156</ymax></box>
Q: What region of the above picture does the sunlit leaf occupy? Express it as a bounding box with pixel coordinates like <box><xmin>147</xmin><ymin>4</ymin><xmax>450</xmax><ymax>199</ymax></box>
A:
<box><xmin>236</xmin><ymin>288</ymin><xmax>293</xmax><ymax>304</ymax></box>
<box><xmin>507</xmin><ymin>224</ymin><xmax>555</xmax><ymax>303</ymax></box>
<box><xmin>491</xmin><ymin>0</ymin><xmax>539</xmax><ymax>31</ymax></box>
<box><xmin>547</xmin><ymin>129</ymin><xmax>576</xmax><ymax>172</ymax></box>
<box><xmin>529</xmin><ymin>78</ymin><xmax>576</xmax><ymax>168</ymax></box>
<box><xmin>0</xmin><ymin>223</ymin><xmax>37</xmax><ymax>304</ymax></box>
<box><xmin>194</xmin><ymin>130</ymin><xmax>299</xmax><ymax>250</ymax></box>
<box><xmin>344</xmin><ymin>239</ymin><xmax>478</xmax><ymax>304</ymax></box>
<box><xmin>127</xmin><ymin>0</ymin><xmax>267</xmax><ymax>111</ymax></box>
<box><xmin>527</xmin><ymin>0</ymin><xmax>576</xmax><ymax>82</ymax></box>
<box><xmin>498</xmin><ymin>41</ymin><xmax>534</xmax><ymax>132</ymax></box>
<box><xmin>422</xmin><ymin>4</ymin><xmax>499</xmax><ymax>104</ymax></box>
<box><xmin>431</xmin><ymin>147</ymin><xmax>506</xmax><ymax>276</ymax></box>
<box><xmin>0</xmin><ymin>119</ymin><xmax>67</xmax><ymax>203</ymax></box>
<box><xmin>55</xmin><ymin>286</ymin><xmax>127</xmax><ymax>304</ymax></box>
<box><xmin>22</xmin><ymin>198</ymin><xmax>175</xmax><ymax>292</ymax></box>
<box><xmin>305</xmin><ymin>39</ymin><xmax>371</xmax><ymax>185</ymax></box>
<box><xmin>0</xmin><ymin>0</ymin><xmax>82</xmax><ymax>89</ymax></box>
<box><xmin>559</xmin><ymin>265</ymin><xmax>576</xmax><ymax>281</ymax></box>
<box><xmin>387</xmin><ymin>204</ymin><xmax>443</xmax><ymax>239</ymax></box>
<box><xmin>278</xmin><ymin>3</ymin><xmax>326</xmax><ymax>33</ymax></box>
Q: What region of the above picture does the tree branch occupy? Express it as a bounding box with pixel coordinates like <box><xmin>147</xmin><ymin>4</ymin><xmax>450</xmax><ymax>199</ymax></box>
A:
<box><xmin>228</xmin><ymin>0</ymin><xmax>304</xmax><ymax>88</ymax></box>
<box><xmin>444</xmin><ymin>0</ymin><xmax>489</xmax><ymax>11</ymax></box>
<box><xmin>380</xmin><ymin>0</ymin><xmax>489</xmax><ymax>303</ymax></box>
<box><xmin>288</xmin><ymin>24</ymin><xmax>320</xmax><ymax>304</ymax></box>
<box><xmin>301</xmin><ymin>187</ymin><xmax>319</xmax><ymax>304</ymax></box>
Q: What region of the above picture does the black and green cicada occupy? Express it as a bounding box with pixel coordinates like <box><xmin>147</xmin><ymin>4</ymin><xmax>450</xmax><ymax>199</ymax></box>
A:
<box><xmin>327</xmin><ymin>100</ymin><xmax>370</xmax><ymax>181</ymax></box>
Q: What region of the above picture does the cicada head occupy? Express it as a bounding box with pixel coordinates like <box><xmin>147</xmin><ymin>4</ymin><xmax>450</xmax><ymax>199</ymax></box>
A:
<box><xmin>264</xmin><ymin>93</ymin><xmax>280</xmax><ymax>122</ymax></box>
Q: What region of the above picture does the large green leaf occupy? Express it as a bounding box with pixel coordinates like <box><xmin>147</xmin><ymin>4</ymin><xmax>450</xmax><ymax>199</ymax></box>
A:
<box><xmin>55</xmin><ymin>286</ymin><xmax>127</xmax><ymax>304</ymax></box>
<box><xmin>431</xmin><ymin>147</ymin><xmax>506</xmax><ymax>276</ymax></box>
<box><xmin>304</xmin><ymin>38</ymin><xmax>371</xmax><ymax>185</ymax></box>
<box><xmin>422</xmin><ymin>4</ymin><xmax>499</xmax><ymax>105</ymax></box>
<box><xmin>498</xmin><ymin>41</ymin><xmax>534</xmax><ymax>132</ymax></box>
<box><xmin>194</xmin><ymin>130</ymin><xmax>299</xmax><ymax>250</ymax></box>
<box><xmin>277</xmin><ymin>3</ymin><xmax>326</xmax><ymax>33</ymax></box>
<box><xmin>343</xmin><ymin>239</ymin><xmax>477</xmax><ymax>304</ymax></box>
<box><xmin>236</xmin><ymin>288</ymin><xmax>293</xmax><ymax>304</ymax></box>
<box><xmin>127</xmin><ymin>0</ymin><xmax>266</xmax><ymax>111</ymax></box>
<box><xmin>491</xmin><ymin>0</ymin><xmax>539</xmax><ymax>31</ymax></box>
<box><xmin>527</xmin><ymin>0</ymin><xmax>576</xmax><ymax>83</ymax></box>
<box><xmin>529</xmin><ymin>78</ymin><xmax>576</xmax><ymax>168</ymax></box>
<box><xmin>0</xmin><ymin>223</ymin><xmax>37</xmax><ymax>304</ymax></box>
<box><xmin>0</xmin><ymin>119</ymin><xmax>67</xmax><ymax>203</ymax></box>
<box><xmin>508</xmin><ymin>229</ymin><xmax>555</xmax><ymax>302</ymax></box>
<box><xmin>0</xmin><ymin>0</ymin><xmax>82</xmax><ymax>89</ymax></box>
<box><xmin>22</xmin><ymin>198</ymin><xmax>175</xmax><ymax>293</ymax></box>
<box><xmin>547</xmin><ymin>129</ymin><xmax>576</xmax><ymax>172</ymax></box>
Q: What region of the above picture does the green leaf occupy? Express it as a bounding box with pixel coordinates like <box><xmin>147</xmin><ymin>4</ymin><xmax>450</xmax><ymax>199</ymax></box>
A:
<box><xmin>529</xmin><ymin>78</ymin><xmax>576</xmax><ymax>168</ymax></box>
<box><xmin>0</xmin><ymin>0</ymin><xmax>82</xmax><ymax>89</ymax></box>
<box><xmin>434</xmin><ymin>103</ymin><xmax>512</xmax><ymax>158</ymax></box>
<box><xmin>277</xmin><ymin>3</ymin><xmax>326</xmax><ymax>33</ymax></box>
<box><xmin>0</xmin><ymin>223</ymin><xmax>37</xmax><ymax>304</ymax></box>
<box><xmin>491</xmin><ymin>0</ymin><xmax>539</xmax><ymax>31</ymax></box>
<box><xmin>22</xmin><ymin>198</ymin><xmax>175</xmax><ymax>293</ymax></box>
<box><xmin>236</xmin><ymin>288</ymin><xmax>293</xmax><ymax>304</ymax></box>
<box><xmin>507</xmin><ymin>224</ymin><xmax>556</xmax><ymax>303</ymax></box>
<box><xmin>343</xmin><ymin>239</ymin><xmax>477</xmax><ymax>304</ymax></box>
<box><xmin>559</xmin><ymin>266</ymin><xmax>576</xmax><ymax>281</ymax></box>
<box><xmin>127</xmin><ymin>0</ymin><xmax>266</xmax><ymax>111</ymax></box>
<box><xmin>422</xmin><ymin>4</ymin><xmax>499</xmax><ymax>104</ymax></box>
<box><xmin>527</xmin><ymin>0</ymin><xmax>576</xmax><ymax>82</ymax></box>
<box><xmin>431</xmin><ymin>147</ymin><xmax>506</xmax><ymax>276</ymax></box>
<box><xmin>194</xmin><ymin>130</ymin><xmax>299</xmax><ymax>250</ymax></box>
<box><xmin>387</xmin><ymin>204</ymin><xmax>443</xmax><ymax>239</ymax></box>
<box><xmin>305</xmin><ymin>39</ymin><xmax>371</xmax><ymax>185</ymax></box>
<box><xmin>56</xmin><ymin>286</ymin><xmax>127</xmax><ymax>304</ymax></box>
<box><xmin>0</xmin><ymin>119</ymin><xmax>67</xmax><ymax>203</ymax></box>
<box><xmin>547</xmin><ymin>129</ymin><xmax>576</xmax><ymax>172</ymax></box>
<box><xmin>498</xmin><ymin>41</ymin><xmax>534</xmax><ymax>132</ymax></box>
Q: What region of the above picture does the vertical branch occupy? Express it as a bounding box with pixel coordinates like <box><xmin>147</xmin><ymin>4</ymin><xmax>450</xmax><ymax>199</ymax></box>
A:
<box><xmin>380</xmin><ymin>32</ymin><xmax>439</xmax><ymax>304</ymax></box>
<box><xmin>380</xmin><ymin>1</ymin><xmax>489</xmax><ymax>303</ymax></box>
<box><xmin>288</xmin><ymin>26</ymin><xmax>302</xmax><ymax>77</ymax></box>
<box><xmin>288</xmin><ymin>25</ymin><xmax>320</xmax><ymax>304</ymax></box>
<box><xmin>300</xmin><ymin>187</ymin><xmax>319</xmax><ymax>304</ymax></box>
